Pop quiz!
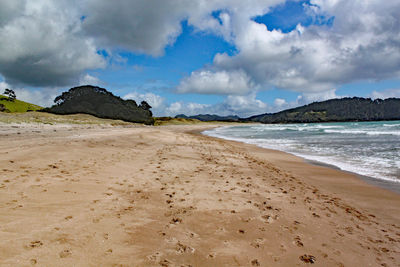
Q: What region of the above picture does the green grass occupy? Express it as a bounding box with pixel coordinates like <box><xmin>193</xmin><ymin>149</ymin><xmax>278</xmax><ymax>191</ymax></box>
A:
<box><xmin>0</xmin><ymin>95</ymin><xmax>43</xmax><ymax>112</ymax></box>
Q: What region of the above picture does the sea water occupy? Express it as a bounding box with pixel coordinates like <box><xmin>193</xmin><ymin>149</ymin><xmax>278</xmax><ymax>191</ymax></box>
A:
<box><xmin>203</xmin><ymin>121</ymin><xmax>400</xmax><ymax>185</ymax></box>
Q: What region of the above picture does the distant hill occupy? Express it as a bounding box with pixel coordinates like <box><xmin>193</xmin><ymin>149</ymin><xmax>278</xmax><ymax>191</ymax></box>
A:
<box><xmin>175</xmin><ymin>114</ymin><xmax>240</xmax><ymax>122</ymax></box>
<box><xmin>246</xmin><ymin>97</ymin><xmax>400</xmax><ymax>123</ymax></box>
<box><xmin>0</xmin><ymin>95</ymin><xmax>42</xmax><ymax>112</ymax></box>
<box><xmin>43</xmin><ymin>85</ymin><xmax>154</xmax><ymax>125</ymax></box>
<box><xmin>175</xmin><ymin>97</ymin><xmax>400</xmax><ymax>124</ymax></box>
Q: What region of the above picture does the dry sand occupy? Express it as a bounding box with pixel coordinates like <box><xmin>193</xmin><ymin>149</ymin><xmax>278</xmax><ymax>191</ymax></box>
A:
<box><xmin>0</xmin><ymin>123</ymin><xmax>399</xmax><ymax>267</ymax></box>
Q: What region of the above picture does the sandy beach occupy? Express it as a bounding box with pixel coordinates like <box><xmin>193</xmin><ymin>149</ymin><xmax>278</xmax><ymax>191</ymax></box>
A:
<box><xmin>0</xmin><ymin>122</ymin><xmax>399</xmax><ymax>266</ymax></box>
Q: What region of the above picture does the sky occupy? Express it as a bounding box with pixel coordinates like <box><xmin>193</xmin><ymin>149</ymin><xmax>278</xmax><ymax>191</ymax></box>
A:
<box><xmin>0</xmin><ymin>0</ymin><xmax>400</xmax><ymax>117</ymax></box>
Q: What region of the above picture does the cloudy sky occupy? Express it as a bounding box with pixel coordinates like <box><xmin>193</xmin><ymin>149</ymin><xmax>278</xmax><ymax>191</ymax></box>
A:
<box><xmin>1</xmin><ymin>0</ymin><xmax>400</xmax><ymax>117</ymax></box>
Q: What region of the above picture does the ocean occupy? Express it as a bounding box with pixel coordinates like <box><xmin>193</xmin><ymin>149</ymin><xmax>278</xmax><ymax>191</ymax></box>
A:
<box><xmin>203</xmin><ymin>121</ymin><xmax>400</xmax><ymax>190</ymax></box>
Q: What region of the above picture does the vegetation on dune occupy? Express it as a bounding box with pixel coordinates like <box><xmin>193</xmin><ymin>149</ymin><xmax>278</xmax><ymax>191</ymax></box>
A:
<box><xmin>153</xmin><ymin>116</ymin><xmax>203</xmax><ymax>126</ymax></box>
<box><xmin>0</xmin><ymin>112</ymin><xmax>224</xmax><ymax>126</ymax></box>
<box><xmin>0</xmin><ymin>111</ymin><xmax>136</xmax><ymax>125</ymax></box>
<box><xmin>175</xmin><ymin>114</ymin><xmax>240</xmax><ymax>122</ymax></box>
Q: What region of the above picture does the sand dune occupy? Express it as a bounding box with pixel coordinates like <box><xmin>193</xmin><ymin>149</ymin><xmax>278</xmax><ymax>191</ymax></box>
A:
<box><xmin>0</xmin><ymin>123</ymin><xmax>399</xmax><ymax>266</ymax></box>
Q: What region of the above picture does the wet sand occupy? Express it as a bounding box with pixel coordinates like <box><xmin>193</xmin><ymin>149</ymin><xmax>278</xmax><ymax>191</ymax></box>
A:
<box><xmin>0</xmin><ymin>123</ymin><xmax>399</xmax><ymax>266</ymax></box>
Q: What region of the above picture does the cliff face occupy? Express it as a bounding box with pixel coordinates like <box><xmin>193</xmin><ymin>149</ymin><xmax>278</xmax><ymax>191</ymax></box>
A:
<box><xmin>44</xmin><ymin>85</ymin><xmax>153</xmax><ymax>124</ymax></box>
<box><xmin>247</xmin><ymin>97</ymin><xmax>400</xmax><ymax>123</ymax></box>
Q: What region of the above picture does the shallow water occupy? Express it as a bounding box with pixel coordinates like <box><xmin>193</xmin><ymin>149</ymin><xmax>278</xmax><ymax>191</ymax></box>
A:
<box><xmin>203</xmin><ymin>121</ymin><xmax>400</xmax><ymax>184</ymax></box>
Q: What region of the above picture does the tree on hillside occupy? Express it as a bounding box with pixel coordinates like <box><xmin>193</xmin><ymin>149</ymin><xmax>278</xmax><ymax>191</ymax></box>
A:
<box><xmin>3</xmin><ymin>89</ymin><xmax>16</xmax><ymax>101</ymax></box>
<box><xmin>139</xmin><ymin>101</ymin><xmax>151</xmax><ymax>111</ymax></box>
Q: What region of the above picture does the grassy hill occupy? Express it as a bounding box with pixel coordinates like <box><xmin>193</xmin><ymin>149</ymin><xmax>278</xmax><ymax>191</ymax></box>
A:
<box><xmin>0</xmin><ymin>95</ymin><xmax>42</xmax><ymax>112</ymax></box>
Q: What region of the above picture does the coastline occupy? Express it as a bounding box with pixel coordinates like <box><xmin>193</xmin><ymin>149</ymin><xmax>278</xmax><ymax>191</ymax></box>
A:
<box><xmin>0</xmin><ymin>122</ymin><xmax>399</xmax><ymax>266</ymax></box>
<box><xmin>197</xmin><ymin>126</ymin><xmax>400</xmax><ymax>216</ymax></box>
<box><xmin>201</xmin><ymin>124</ymin><xmax>400</xmax><ymax>195</ymax></box>
<box><xmin>304</xmin><ymin>158</ymin><xmax>400</xmax><ymax>195</ymax></box>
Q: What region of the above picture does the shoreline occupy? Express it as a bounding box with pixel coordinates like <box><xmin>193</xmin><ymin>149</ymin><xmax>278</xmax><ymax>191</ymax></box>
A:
<box><xmin>192</xmin><ymin>125</ymin><xmax>400</xmax><ymax>221</ymax></box>
<box><xmin>304</xmin><ymin>158</ymin><xmax>400</xmax><ymax>195</ymax></box>
<box><xmin>0</xmin><ymin>122</ymin><xmax>399</xmax><ymax>266</ymax></box>
<box><xmin>201</xmin><ymin>126</ymin><xmax>400</xmax><ymax>195</ymax></box>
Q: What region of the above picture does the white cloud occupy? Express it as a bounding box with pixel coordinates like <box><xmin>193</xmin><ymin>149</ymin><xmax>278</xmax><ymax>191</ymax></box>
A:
<box><xmin>1</xmin><ymin>0</ymin><xmax>399</xmax><ymax>108</ymax></box>
<box><xmin>124</xmin><ymin>92</ymin><xmax>167</xmax><ymax>116</ymax></box>
<box><xmin>370</xmin><ymin>88</ymin><xmax>400</xmax><ymax>99</ymax></box>
<box><xmin>297</xmin><ymin>89</ymin><xmax>339</xmax><ymax>105</ymax></box>
<box><xmin>164</xmin><ymin>92</ymin><xmax>269</xmax><ymax>117</ymax></box>
<box><xmin>222</xmin><ymin>93</ymin><xmax>267</xmax><ymax>116</ymax></box>
<box><xmin>0</xmin><ymin>80</ymin><xmax>57</xmax><ymax>107</ymax></box>
<box><xmin>183</xmin><ymin>0</ymin><xmax>400</xmax><ymax>95</ymax></box>
<box><xmin>13</xmin><ymin>88</ymin><xmax>58</xmax><ymax>108</ymax></box>
<box><xmin>274</xmin><ymin>98</ymin><xmax>287</xmax><ymax>107</ymax></box>
<box><xmin>79</xmin><ymin>74</ymin><xmax>102</xmax><ymax>86</ymax></box>
<box><xmin>124</xmin><ymin>90</ymin><xmax>270</xmax><ymax>117</ymax></box>
<box><xmin>165</xmin><ymin>101</ymin><xmax>211</xmax><ymax>117</ymax></box>
<box><xmin>0</xmin><ymin>0</ymin><xmax>284</xmax><ymax>87</ymax></box>
<box><xmin>81</xmin><ymin>0</ymin><xmax>283</xmax><ymax>56</ymax></box>
<box><xmin>0</xmin><ymin>0</ymin><xmax>105</xmax><ymax>87</ymax></box>
<box><xmin>177</xmin><ymin>69</ymin><xmax>256</xmax><ymax>95</ymax></box>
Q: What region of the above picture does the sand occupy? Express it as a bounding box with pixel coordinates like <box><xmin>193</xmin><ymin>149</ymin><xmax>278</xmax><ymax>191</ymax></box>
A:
<box><xmin>0</xmin><ymin>122</ymin><xmax>399</xmax><ymax>267</ymax></box>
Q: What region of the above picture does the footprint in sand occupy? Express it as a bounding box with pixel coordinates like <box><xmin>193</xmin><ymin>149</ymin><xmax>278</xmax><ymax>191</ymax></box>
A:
<box><xmin>170</xmin><ymin>217</ymin><xmax>182</xmax><ymax>224</ymax></box>
<box><xmin>250</xmin><ymin>238</ymin><xmax>265</xmax><ymax>248</ymax></box>
<box><xmin>159</xmin><ymin>259</ymin><xmax>171</xmax><ymax>267</ymax></box>
<box><xmin>299</xmin><ymin>254</ymin><xmax>316</xmax><ymax>264</ymax></box>
<box><xmin>59</xmin><ymin>249</ymin><xmax>72</xmax><ymax>258</ymax></box>
<box><xmin>176</xmin><ymin>241</ymin><xmax>195</xmax><ymax>254</ymax></box>
<box><xmin>294</xmin><ymin>236</ymin><xmax>304</xmax><ymax>247</ymax></box>
<box><xmin>28</xmin><ymin>240</ymin><xmax>43</xmax><ymax>248</ymax></box>
<box><xmin>147</xmin><ymin>251</ymin><xmax>162</xmax><ymax>262</ymax></box>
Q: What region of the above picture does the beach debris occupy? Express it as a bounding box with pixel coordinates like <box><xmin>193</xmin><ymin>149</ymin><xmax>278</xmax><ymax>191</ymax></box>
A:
<box><xmin>251</xmin><ymin>259</ymin><xmax>260</xmax><ymax>266</ymax></box>
<box><xmin>299</xmin><ymin>254</ymin><xmax>316</xmax><ymax>264</ymax></box>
